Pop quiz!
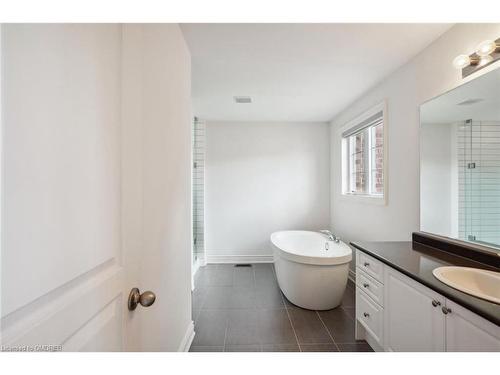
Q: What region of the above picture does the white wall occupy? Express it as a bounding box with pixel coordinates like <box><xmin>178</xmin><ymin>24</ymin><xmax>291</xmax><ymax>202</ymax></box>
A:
<box><xmin>121</xmin><ymin>24</ymin><xmax>192</xmax><ymax>351</ymax></box>
<box><xmin>205</xmin><ymin>121</ymin><xmax>330</xmax><ymax>260</ymax></box>
<box><xmin>330</xmin><ymin>24</ymin><xmax>500</xmax><ymax>247</ymax></box>
<box><xmin>420</xmin><ymin>123</ymin><xmax>453</xmax><ymax>237</ymax></box>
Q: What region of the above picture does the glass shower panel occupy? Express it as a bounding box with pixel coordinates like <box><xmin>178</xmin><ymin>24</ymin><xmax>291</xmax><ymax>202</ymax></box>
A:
<box><xmin>192</xmin><ymin>118</ymin><xmax>205</xmax><ymax>267</ymax></box>
<box><xmin>458</xmin><ymin>119</ymin><xmax>500</xmax><ymax>247</ymax></box>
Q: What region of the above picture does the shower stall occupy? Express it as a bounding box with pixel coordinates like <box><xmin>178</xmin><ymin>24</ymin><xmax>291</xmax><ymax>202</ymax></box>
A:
<box><xmin>192</xmin><ymin>117</ymin><xmax>205</xmax><ymax>272</ymax></box>
<box><xmin>458</xmin><ymin>119</ymin><xmax>500</xmax><ymax>248</ymax></box>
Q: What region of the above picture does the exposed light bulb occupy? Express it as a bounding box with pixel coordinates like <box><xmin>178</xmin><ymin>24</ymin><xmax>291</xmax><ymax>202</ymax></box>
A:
<box><xmin>478</xmin><ymin>55</ymin><xmax>494</xmax><ymax>66</ymax></box>
<box><xmin>476</xmin><ymin>40</ymin><xmax>497</xmax><ymax>57</ymax></box>
<box><xmin>453</xmin><ymin>54</ymin><xmax>471</xmax><ymax>69</ymax></box>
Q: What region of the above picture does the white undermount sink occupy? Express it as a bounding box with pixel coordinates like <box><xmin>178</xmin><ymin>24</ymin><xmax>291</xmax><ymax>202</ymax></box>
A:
<box><xmin>433</xmin><ymin>266</ymin><xmax>500</xmax><ymax>305</ymax></box>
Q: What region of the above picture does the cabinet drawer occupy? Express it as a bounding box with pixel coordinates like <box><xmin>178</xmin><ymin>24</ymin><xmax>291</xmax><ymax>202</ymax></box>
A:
<box><xmin>356</xmin><ymin>268</ymin><xmax>384</xmax><ymax>307</ymax></box>
<box><xmin>357</xmin><ymin>250</ymin><xmax>384</xmax><ymax>282</ymax></box>
<box><xmin>356</xmin><ymin>288</ymin><xmax>383</xmax><ymax>345</ymax></box>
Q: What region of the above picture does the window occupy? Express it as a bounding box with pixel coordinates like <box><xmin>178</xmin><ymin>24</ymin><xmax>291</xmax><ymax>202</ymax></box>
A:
<box><xmin>341</xmin><ymin>102</ymin><xmax>386</xmax><ymax>202</ymax></box>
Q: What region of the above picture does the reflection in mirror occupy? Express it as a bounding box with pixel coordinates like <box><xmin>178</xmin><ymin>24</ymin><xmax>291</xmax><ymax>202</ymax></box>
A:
<box><xmin>420</xmin><ymin>67</ymin><xmax>500</xmax><ymax>253</ymax></box>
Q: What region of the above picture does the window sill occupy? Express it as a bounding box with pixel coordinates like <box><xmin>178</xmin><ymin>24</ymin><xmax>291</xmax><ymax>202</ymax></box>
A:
<box><xmin>340</xmin><ymin>193</ymin><xmax>387</xmax><ymax>206</ymax></box>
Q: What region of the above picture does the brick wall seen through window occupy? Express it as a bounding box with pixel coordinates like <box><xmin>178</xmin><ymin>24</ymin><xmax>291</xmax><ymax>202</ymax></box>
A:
<box><xmin>342</xmin><ymin>106</ymin><xmax>385</xmax><ymax>198</ymax></box>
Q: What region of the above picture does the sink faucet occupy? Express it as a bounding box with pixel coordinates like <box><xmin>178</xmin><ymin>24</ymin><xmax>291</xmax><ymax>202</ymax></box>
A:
<box><xmin>319</xmin><ymin>230</ymin><xmax>340</xmax><ymax>243</ymax></box>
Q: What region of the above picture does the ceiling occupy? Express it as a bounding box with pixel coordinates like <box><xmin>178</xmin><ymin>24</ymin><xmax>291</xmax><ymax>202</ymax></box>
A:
<box><xmin>181</xmin><ymin>23</ymin><xmax>452</xmax><ymax>122</ymax></box>
<box><xmin>421</xmin><ymin>67</ymin><xmax>500</xmax><ymax>123</ymax></box>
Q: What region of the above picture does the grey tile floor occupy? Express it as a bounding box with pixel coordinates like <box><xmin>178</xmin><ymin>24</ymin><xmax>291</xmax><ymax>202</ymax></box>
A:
<box><xmin>189</xmin><ymin>263</ymin><xmax>373</xmax><ymax>352</ymax></box>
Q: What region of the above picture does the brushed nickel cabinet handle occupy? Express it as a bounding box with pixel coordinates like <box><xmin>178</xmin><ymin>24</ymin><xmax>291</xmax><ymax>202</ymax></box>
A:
<box><xmin>432</xmin><ymin>300</ymin><xmax>441</xmax><ymax>307</ymax></box>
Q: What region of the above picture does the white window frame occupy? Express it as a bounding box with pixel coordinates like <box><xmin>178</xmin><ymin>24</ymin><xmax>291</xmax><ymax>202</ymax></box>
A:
<box><xmin>340</xmin><ymin>100</ymin><xmax>388</xmax><ymax>205</ymax></box>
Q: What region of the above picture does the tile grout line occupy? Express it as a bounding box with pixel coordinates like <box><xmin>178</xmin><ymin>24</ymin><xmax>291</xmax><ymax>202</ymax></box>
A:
<box><xmin>222</xmin><ymin>264</ymin><xmax>239</xmax><ymax>351</ymax></box>
<box><xmin>339</xmin><ymin>306</ymin><xmax>355</xmax><ymax>322</ymax></box>
<box><xmin>283</xmin><ymin>300</ymin><xmax>301</xmax><ymax>352</ymax></box>
<box><xmin>252</xmin><ymin>264</ymin><xmax>257</xmax><ymax>289</ymax></box>
<box><xmin>222</xmin><ymin>319</ymin><xmax>229</xmax><ymax>352</ymax></box>
<box><xmin>211</xmin><ymin>264</ymin><xmax>230</xmax><ymax>351</ymax></box>
<box><xmin>221</xmin><ymin>266</ymin><xmax>231</xmax><ymax>352</ymax></box>
<box><xmin>232</xmin><ymin>264</ymin><xmax>236</xmax><ymax>286</ymax></box>
<box><xmin>273</xmin><ymin>265</ymin><xmax>302</xmax><ymax>352</ymax></box>
<box><xmin>316</xmin><ymin>311</ymin><xmax>341</xmax><ymax>352</ymax></box>
<box><xmin>252</xmin><ymin>265</ymin><xmax>264</xmax><ymax>352</ymax></box>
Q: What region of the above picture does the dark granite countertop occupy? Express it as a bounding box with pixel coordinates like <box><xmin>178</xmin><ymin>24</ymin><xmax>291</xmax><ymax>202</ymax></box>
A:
<box><xmin>350</xmin><ymin>240</ymin><xmax>500</xmax><ymax>326</ymax></box>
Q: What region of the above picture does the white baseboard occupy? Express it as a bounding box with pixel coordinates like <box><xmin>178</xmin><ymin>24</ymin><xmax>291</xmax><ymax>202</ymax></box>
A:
<box><xmin>206</xmin><ymin>254</ymin><xmax>273</xmax><ymax>264</ymax></box>
<box><xmin>178</xmin><ymin>321</ymin><xmax>195</xmax><ymax>352</ymax></box>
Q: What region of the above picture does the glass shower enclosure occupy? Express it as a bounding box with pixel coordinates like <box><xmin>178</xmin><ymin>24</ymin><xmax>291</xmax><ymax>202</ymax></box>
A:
<box><xmin>459</xmin><ymin>119</ymin><xmax>500</xmax><ymax>247</ymax></box>
<box><xmin>192</xmin><ymin>117</ymin><xmax>205</xmax><ymax>271</ymax></box>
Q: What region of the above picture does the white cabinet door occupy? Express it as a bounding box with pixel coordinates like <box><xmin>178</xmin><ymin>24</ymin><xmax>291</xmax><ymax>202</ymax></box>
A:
<box><xmin>445</xmin><ymin>299</ymin><xmax>500</xmax><ymax>352</ymax></box>
<box><xmin>384</xmin><ymin>267</ymin><xmax>445</xmax><ymax>351</ymax></box>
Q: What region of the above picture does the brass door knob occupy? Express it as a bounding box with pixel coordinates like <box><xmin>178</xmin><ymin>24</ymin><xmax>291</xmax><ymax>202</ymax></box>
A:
<box><xmin>128</xmin><ymin>288</ymin><xmax>156</xmax><ymax>311</ymax></box>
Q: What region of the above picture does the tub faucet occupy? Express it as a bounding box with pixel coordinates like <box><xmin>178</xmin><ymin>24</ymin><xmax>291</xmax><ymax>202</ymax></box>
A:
<box><xmin>319</xmin><ymin>230</ymin><xmax>340</xmax><ymax>243</ymax></box>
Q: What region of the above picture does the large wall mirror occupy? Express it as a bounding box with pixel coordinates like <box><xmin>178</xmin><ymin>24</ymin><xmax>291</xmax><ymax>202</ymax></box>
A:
<box><xmin>420</xmin><ymin>67</ymin><xmax>500</xmax><ymax>253</ymax></box>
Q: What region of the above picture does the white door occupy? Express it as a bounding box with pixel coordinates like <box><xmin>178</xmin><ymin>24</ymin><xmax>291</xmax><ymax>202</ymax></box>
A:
<box><xmin>120</xmin><ymin>23</ymin><xmax>194</xmax><ymax>352</ymax></box>
<box><xmin>384</xmin><ymin>267</ymin><xmax>445</xmax><ymax>351</ymax></box>
<box><xmin>1</xmin><ymin>24</ymin><xmax>193</xmax><ymax>352</ymax></box>
<box><xmin>445</xmin><ymin>299</ymin><xmax>500</xmax><ymax>352</ymax></box>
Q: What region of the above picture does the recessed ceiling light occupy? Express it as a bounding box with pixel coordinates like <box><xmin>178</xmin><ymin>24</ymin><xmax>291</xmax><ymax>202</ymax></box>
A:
<box><xmin>234</xmin><ymin>96</ymin><xmax>252</xmax><ymax>104</ymax></box>
<box><xmin>457</xmin><ymin>98</ymin><xmax>484</xmax><ymax>106</ymax></box>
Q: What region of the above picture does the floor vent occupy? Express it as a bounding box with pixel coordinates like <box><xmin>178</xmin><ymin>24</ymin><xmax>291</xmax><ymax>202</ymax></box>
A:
<box><xmin>234</xmin><ymin>264</ymin><xmax>252</xmax><ymax>267</ymax></box>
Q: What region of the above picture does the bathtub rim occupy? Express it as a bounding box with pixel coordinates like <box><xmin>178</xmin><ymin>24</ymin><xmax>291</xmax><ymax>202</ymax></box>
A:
<box><xmin>270</xmin><ymin>230</ymin><xmax>352</xmax><ymax>266</ymax></box>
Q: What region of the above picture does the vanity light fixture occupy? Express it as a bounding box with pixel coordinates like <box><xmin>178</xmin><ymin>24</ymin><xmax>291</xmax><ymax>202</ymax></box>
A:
<box><xmin>478</xmin><ymin>55</ymin><xmax>494</xmax><ymax>67</ymax></box>
<box><xmin>475</xmin><ymin>40</ymin><xmax>499</xmax><ymax>57</ymax></box>
<box><xmin>453</xmin><ymin>37</ymin><xmax>500</xmax><ymax>78</ymax></box>
<box><xmin>452</xmin><ymin>54</ymin><xmax>479</xmax><ymax>69</ymax></box>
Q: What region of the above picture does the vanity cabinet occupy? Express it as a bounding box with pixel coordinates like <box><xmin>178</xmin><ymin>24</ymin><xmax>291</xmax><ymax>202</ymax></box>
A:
<box><xmin>355</xmin><ymin>251</ymin><xmax>385</xmax><ymax>350</ymax></box>
<box><xmin>355</xmin><ymin>249</ymin><xmax>500</xmax><ymax>352</ymax></box>
<box><xmin>445</xmin><ymin>299</ymin><xmax>500</xmax><ymax>351</ymax></box>
<box><xmin>384</xmin><ymin>266</ymin><xmax>445</xmax><ymax>351</ymax></box>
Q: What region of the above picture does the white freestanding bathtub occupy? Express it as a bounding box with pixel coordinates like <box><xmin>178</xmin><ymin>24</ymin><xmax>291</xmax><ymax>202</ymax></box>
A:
<box><xmin>271</xmin><ymin>230</ymin><xmax>352</xmax><ymax>310</ymax></box>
